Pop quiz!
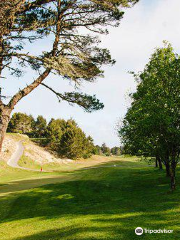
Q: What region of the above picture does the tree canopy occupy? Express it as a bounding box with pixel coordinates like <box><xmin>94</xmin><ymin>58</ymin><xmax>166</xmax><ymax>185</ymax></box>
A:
<box><xmin>7</xmin><ymin>112</ymin><xmax>35</xmax><ymax>134</ymax></box>
<box><xmin>119</xmin><ymin>42</ymin><xmax>180</xmax><ymax>190</ymax></box>
<box><xmin>8</xmin><ymin>112</ymin><xmax>95</xmax><ymax>159</ymax></box>
<box><xmin>0</xmin><ymin>0</ymin><xmax>138</xmax><ymax>111</ymax></box>
<box><xmin>0</xmin><ymin>0</ymin><xmax>138</xmax><ymax>151</ymax></box>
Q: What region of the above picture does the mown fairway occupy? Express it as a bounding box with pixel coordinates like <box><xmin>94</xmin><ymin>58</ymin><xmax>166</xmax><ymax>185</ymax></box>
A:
<box><xmin>0</xmin><ymin>156</ymin><xmax>180</xmax><ymax>240</ymax></box>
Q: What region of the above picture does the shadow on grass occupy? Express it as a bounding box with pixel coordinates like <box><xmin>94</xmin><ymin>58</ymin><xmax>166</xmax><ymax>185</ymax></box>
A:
<box><xmin>10</xmin><ymin>225</ymin><xmax>140</xmax><ymax>240</ymax></box>
<box><xmin>1</xmin><ymin>160</ymin><xmax>180</xmax><ymax>239</ymax></box>
<box><xmin>0</xmin><ymin>159</ymin><xmax>149</xmax><ymax>195</ymax></box>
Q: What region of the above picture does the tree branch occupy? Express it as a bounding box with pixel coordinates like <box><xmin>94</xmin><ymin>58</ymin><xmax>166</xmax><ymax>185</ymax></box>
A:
<box><xmin>41</xmin><ymin>82</ymin><xmax>104</xmax><ymax>112</ymax></box>
<box><xmin>17</xmin><ymin>0</ymin><xmax>56</xmax><ymax>14</ymax></box>
<box><xmin>8</xmin><ymin>69</ymin><xmax>50</xmax><ymax>109</ymax></box>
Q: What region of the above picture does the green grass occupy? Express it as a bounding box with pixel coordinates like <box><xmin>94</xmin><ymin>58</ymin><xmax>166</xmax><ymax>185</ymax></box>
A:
<box><xmin>18</xmin><ymin>155</ymin><xmax>43</xmax><ymax>170</ymax></box>
<box><xmin>0</xmin><ymin>156</ymin><xmax>180</xmax><ymax>240</ymax></box>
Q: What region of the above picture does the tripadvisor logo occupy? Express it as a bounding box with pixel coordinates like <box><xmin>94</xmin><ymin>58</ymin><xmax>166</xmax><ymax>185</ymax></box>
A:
<box><xmin>135</xmin><ymin>227</ymin><xmax>143</xmax><ymax>235</ymax></box>
<box><xmin>135</xmin><ymin>227</ymin><xmax>174</xmax><ymax>235</ymax></box>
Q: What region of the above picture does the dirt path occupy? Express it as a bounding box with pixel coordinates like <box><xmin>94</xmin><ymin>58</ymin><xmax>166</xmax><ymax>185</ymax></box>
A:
<box><xmin>7</xmin><ymin>141</ymin><xmax>41</xmax><ymax>171</ymax></box>
<box><xmin>7</xmin><ymin>141</ymin><xmax>24</xmax><ymax>168</ymax></box>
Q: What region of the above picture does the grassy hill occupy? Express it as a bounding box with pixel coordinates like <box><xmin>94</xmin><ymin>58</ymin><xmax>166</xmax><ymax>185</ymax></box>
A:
<box><xmin>0</xmin><ymin>135</ymin><xmax>180</xmax><ymax>239</ymax></box>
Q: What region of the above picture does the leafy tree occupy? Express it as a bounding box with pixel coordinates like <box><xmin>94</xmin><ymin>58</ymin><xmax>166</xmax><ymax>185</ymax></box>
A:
<box><xmin>45</xmin><ymin>118</ymin><xmax>94</xmax><ymax>159</ymax></box>
<box><xmin>119</xmin><ymin>42</ymin><xmax>180</xmax><ymax>190</ymax></box>
<box><xmin>101</xmin><ymin>143</ymin><xmax>111</xmax><ymax>156</ymax></box>
<box><xmin>33</xmin><ymin>115</ymin><xmax>47</xmax><ymax>138</ymax></box>
<box><xmin>82</xmin><ymin>136</ymin><xmax>95</xmax><ymax>159</ymax></box>
<box><xmin>111</xmin><ymin>147</ymin><xmax>121</xmax><ymax>156</ymax></box>
<box><xmin>7</xmin><ymin>112</ymin><xmax>35</xmax><ymax>134</ymax></box>
<box><xmin>0</xmin><ymin>0</ymin><xmax>138</xmax><ymax>152</ymax></box>
<box><xmin>94</xmin><ymin>145</ymin><xmax>103</xmax><ymax>155</ymax></box>
<box><xmin>46</xmin><ymin>118</ymin><xmax>66</xmax><ymax>150</ymax></box>
<box><xmin>7</xmin><ymin>111</ymin><xmax>95</xmax><ymax>159</ymax></box>
<box><xmin>59</xmin><ymin>119</ymin><xmax>92</xmax><ymax>159</ymax></box>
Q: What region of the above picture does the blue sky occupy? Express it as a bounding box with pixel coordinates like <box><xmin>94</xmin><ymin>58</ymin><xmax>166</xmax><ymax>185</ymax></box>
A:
<box><xmin>2</xmin><ymin>0</ymin><xmax>180</xmax><ymax>147</ymax></box>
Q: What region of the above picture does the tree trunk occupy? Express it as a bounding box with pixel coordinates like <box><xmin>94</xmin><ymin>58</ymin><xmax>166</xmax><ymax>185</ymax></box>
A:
<box><xmin>155</xmin><ymin>157</ymin><xmax>158</xmax><ymax>168</ymax></box>
<box><xmin>170</xmin><ymin>172</ymin><xmax>175</xmax><ymax>190</ymax></box>
<box><xmin>170</xmin><ymin>150</ymin><xmax>176</xmax><ymax>191</ymax></box>
<box><xmin>165</xmin><ymin>162</ymin><xmax>170</xmax><ymax>177</ymax></box>
<box><xmin>0</xmin><ymin>105</ymin><xmax>12</xmax><ymax>152</ymax></box>
<box><xmin>157</xmin><ymin>157</ymin><xmax>163</xmax><ymax>170</ymax></box>
<box><xmin>170</xmin><ymin>162</ymin><xmax>176</xmax><ymax>190</ymax></box>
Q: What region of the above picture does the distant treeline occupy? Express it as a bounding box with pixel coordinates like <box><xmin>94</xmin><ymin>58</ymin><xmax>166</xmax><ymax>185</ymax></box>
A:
<box><xmin>7</xmin><ymin>113</ymin><xmax>121</xmax><ymax>159</ymax></box>
<box><xmin>94</xmin><ymin>143</ymin><xmax>122</xmax><ymax>156</ymax></box>
<box><xmin>7</xmin><ymin>113</ymin><xmax>94</xmax><ymax>159</ymax></box>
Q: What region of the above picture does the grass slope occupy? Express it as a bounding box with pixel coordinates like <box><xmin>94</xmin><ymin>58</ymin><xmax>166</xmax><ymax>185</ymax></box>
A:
<box><xmin>0</xmin><ymin>156</ymin><xmax>180</xmax><ymax>240</ymax></box>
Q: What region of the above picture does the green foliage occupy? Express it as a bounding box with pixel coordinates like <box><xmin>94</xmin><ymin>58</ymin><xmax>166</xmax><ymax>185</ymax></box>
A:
<box><xmin>119</xmin><ymin>42</ymin><xmax>180</xmax><ymax>189</ymax></box>
<box><xmin>56</xmin><ymin>92</ymin><xmax>105</xmax><ymax>113</ymax></box>
<box><xmin>8</xmin><ymin>113</ymin><xmax>95</xmax><ymax>160</ymax></box>
<box><xmin>7</xmin><ymin>112</ymin><xmax>35</xmax><ymax>134</ymax></box>
<box><xmin>46</xmin><ymin>118</ymin><xmax>95</xmax><ymax>159</ymax></box>
<box><xmin>58</xmin><ymin>120</ymin><xmax>94</xmax><ymax>159</ymax></box>
<box><xmin>40</xmin><ymin>84</ymin><xmax>104</xmax><ymax>112</ymax></box>
<box><xmin>94</xmin><ymin>145</ymin><xmax>103</xmax><ymax>155</ymax></box>
<box><xmin>94</xmin><ymin>144</ymin><xmax>121</xmax><ymax>156</ymax></box>
<box><xmin>0</xmin><ymin>0</ymin><xmax>138</xmax><ymax>112</ymax></box>
<box><xmin>111</xmin><ymin>146</ymin><xmax>121</xmax><ymax>156</ymax></box>
<box><xmin>101</xmin><ymin>143</ymin><xmax>111</xmax><ymax>156</ymax></box>
<box><xmin>46</xmin><ymin>119</ymin><xmax>66</xmax><ymax>151</ymax></box>
<box><xmin>33</xmin><ymin>115</ymin><xmax>47</xmax><ymax>138</ymax></box>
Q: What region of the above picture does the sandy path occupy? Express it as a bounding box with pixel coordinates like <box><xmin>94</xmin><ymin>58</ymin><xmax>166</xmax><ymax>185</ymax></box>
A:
<box><xmin>7</xmin><ymin>141</ymin><xmax>41</xmax><ymax>171</ymax></box>
<box><xmin>7</xmin><ymin>141</ymin><xmax>24</xmax><ymax>168</ymax></box>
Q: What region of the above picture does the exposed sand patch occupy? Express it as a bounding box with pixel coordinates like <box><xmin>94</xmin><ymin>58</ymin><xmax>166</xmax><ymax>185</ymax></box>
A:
<box><xmin>1</xmin><ymin>135</ymin><xmax>17</xmax><ymax>162</ymax></box>
<box><xmin>1</xmin><ymin>134</ymin><xmax>73</xmax><ymax>165</ymax></box>
<box><xmin>23</xmin><ymin>139</ymin><xmax>72</xmax><ymax>165</ymax></box>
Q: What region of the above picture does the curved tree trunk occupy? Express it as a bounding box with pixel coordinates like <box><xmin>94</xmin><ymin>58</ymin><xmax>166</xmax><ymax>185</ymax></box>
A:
<box><xmin>0</xmin><ymin>105</ymin><xmax>12</xmax><ymax>152</ymax></box>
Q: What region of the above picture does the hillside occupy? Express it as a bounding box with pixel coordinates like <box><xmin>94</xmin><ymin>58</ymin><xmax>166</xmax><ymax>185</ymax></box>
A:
<box><xmin>1</xmin><ymin>134</ymin><xmax>24</xmax><ymax>163</ymax></box>
<box><xmin>1</xmin><ymin>134</ymin><xmax>69</xmax><ymax>167</ymax></box>
<box><xmin>1</xmin><ymin>134</ymin><xmax>122</xmax><ymax>172</ymax></box>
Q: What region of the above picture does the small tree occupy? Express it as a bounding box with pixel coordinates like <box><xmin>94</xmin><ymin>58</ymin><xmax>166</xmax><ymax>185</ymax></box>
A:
<box><xmin>0</xmin><ymin>0</ymin><xmax>138</xmax><ymax>151</ymax></box>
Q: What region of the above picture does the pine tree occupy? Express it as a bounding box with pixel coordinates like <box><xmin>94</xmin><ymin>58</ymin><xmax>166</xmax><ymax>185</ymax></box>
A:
<box><xmin>0</xmin><ymin>0</ymin><xmax>138</xmax><ymax>151</ymax></box>
<box><xmin>34</xmin><ymin>115</ymin><xmax>47</xmax><ymax>138</ymax></box>
<box><xmin>7</xmin><ymin>112</ymin><xmax>35</xmax><ymax>134</ymax></box>
<box><xmin>46</xmin><ymin>118</ymin><xmax>66</xmax><ymax>151</ymax></box>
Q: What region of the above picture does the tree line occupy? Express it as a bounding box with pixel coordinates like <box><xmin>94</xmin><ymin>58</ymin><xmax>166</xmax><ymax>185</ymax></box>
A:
<box><xmin>95</xmin><ymin>143</ymin><xmax>122</xmax><ymax>156</ymax></box>
<box><xmin>119</xmin><ymin>42</ymin><xmax>180</xmax><ymax>190</ymax></box>
<box><xmin>8</xmin><ymin>113</ymin><xmax>94</xmax><ymax>159</ymax></box>
<box><xmin>8</xmin><ymin>112</ymin><xmax>122</xmax><ymax>159</ymax></box>
<box><xmin>7</xmin><ymin>112</ymin><xmax>122</xmax><ymax>159</ymax></box>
